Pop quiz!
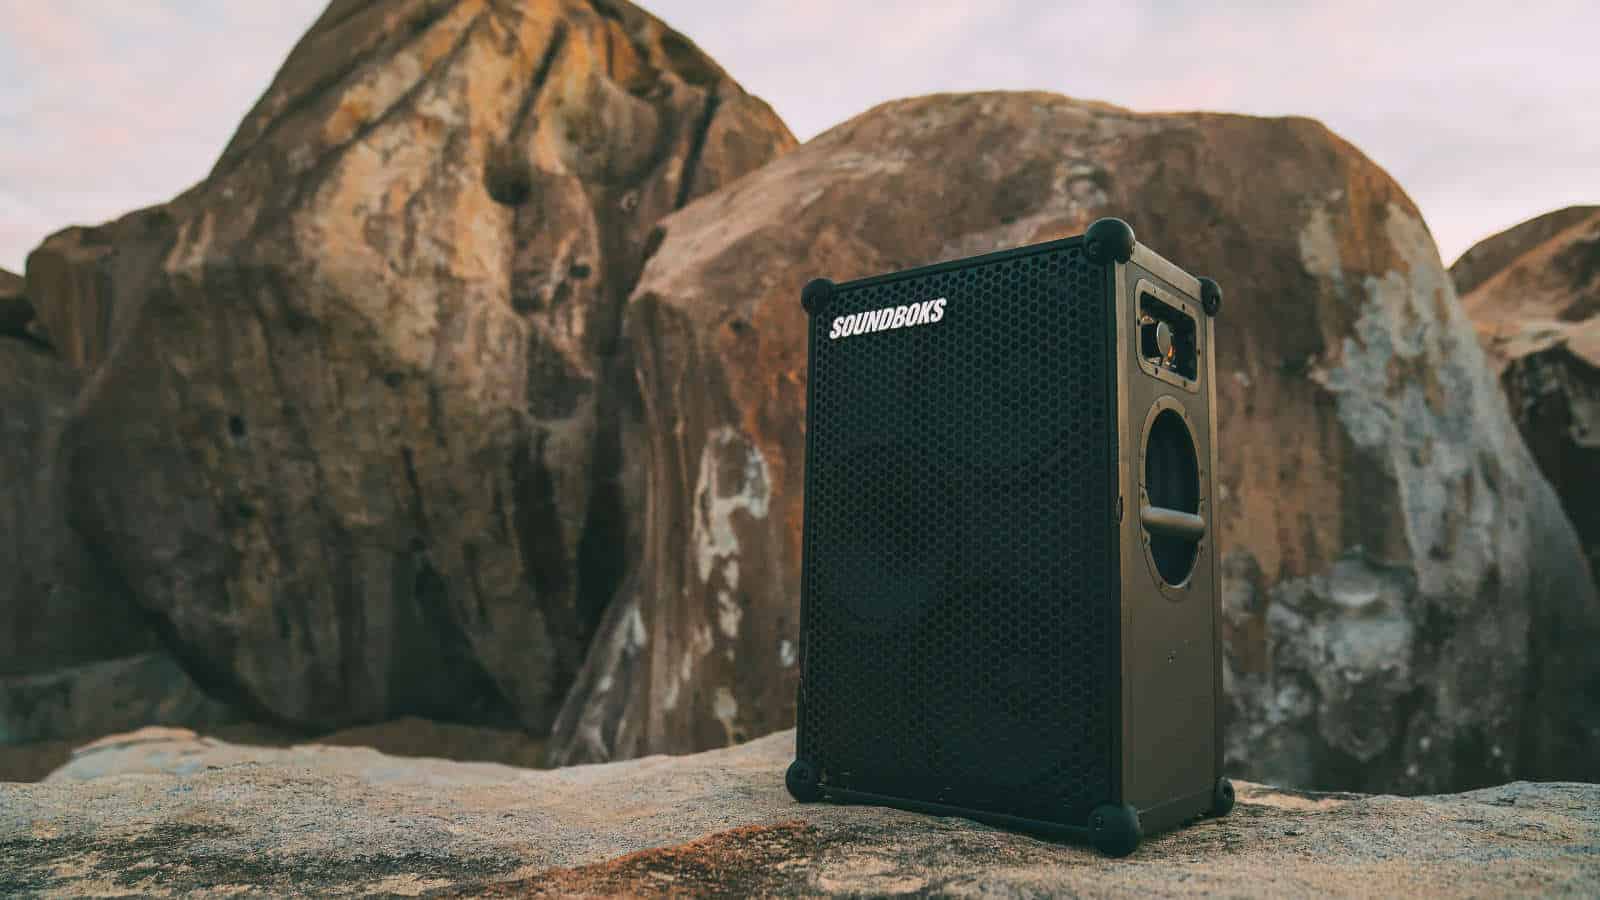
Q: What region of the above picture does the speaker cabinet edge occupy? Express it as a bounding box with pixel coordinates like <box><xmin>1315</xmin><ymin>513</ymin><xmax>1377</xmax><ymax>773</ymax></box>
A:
<box><xmin>1115</xmin><ymin>246</ymin><xmax>1224</xmax><ymax>822</ymax></box>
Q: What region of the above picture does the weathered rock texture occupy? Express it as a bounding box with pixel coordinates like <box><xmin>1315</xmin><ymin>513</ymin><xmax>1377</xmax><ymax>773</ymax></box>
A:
<box><xmin>0</xmin><ymin>267</ymin><xmax>34</xmax><ymax>338</ymax></box>
<box><xmin>0</xmin><ymin>654</ymin><xmax>237</xmax><ymax>747</ymax></box>
<box><xmin>1453</xmin><ymin>206</ymin><xmax>1600</xmax><ymax>579</ymax></box>
<box><xmin>2</xmin><ymin>715</ymin><xmax>549</xmax><ymax>785</ymax></box>
<box><xmin>22</xmin><ymin>205</ymin><xmax>178</xmax><ymax>369</ymax></box>
<box><xmin>1452</xmin><ymin>205</ymin><xmax>1600</xmax><ymax>302</ymax></box>
<box><xmin>1</xmin><ymin>328</ymin><xmax>236</xmax><ymax>755</ymax></box>
<box><xmin>0</xmin><ymin>337</ymin><xmax>154</xmax><ymax>678</ymax></box>
<box><xmin>1</xmin><ymin>727</ymin><xmax>1596</xmax><ymax>896</ymax></box>
<box><xmin>27</xmin><ymin>0</ymin><xmax>794</xmax><ymax>733</ymax></box>
<box><xmin>549</xmin><ymin>91</ymin><xmax>1600</xmax><ymax>793</ymax></box>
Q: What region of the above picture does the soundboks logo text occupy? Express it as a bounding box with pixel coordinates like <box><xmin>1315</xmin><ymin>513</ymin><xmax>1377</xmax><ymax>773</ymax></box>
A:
<box><xmin>828</xmin><ymin>298</ymin><xmax>947</xmax><ymax>340</ymax></box>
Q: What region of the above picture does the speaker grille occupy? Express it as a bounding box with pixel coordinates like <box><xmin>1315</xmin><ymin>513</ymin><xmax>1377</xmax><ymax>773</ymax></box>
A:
<box><xmin>799</xmin><ymin>242</ymin><xmax>1116</xmax><ymax>823</ymax></box>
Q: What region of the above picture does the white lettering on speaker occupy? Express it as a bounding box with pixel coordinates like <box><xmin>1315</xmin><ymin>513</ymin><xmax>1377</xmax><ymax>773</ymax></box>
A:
<box><xmin>828</xmin><ymin>298</ymin><xmax>946</xmax><ymax>340</ymax></box>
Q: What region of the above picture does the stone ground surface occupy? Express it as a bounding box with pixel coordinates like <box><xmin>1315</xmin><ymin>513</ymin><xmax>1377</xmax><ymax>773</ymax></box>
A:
<box><xmin>0</xmin><ymin>716</ymin><xmax>551</xmax><ymax>785</ymax></box>
<box><xmin>0</xmin><ymin>728</ymin><xmax>1596</xmax><ymax>897</ymax></box>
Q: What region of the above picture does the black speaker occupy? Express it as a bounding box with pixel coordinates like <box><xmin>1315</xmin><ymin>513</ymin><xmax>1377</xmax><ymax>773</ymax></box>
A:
<box><xmin>787</xmin><ymin>218</ymin><xmax>1232</xmax><ymax>857</ymax></box>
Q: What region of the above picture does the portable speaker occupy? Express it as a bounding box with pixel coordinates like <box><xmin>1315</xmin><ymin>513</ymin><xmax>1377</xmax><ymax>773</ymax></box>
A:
<box><xmin>786</xmin><ymin>218</ymin><xmax>1233</xmax><ymax>857</ymax></box>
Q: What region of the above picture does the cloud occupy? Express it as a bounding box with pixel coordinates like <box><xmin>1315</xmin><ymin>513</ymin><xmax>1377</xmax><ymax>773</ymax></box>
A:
<box><xmin>0</xmin><ymin>0</ymin><xmax>327</xmax><ymax>272</ymax></box>
<box><xmin>656</xmin><ymin>0</ymin><xmax>1600</xmax><ymax>263</ymax></box>
<box><xmin>0</xmin><ymin>0</ymin><xmax>1595</xmax><ymax>273</ymax></box>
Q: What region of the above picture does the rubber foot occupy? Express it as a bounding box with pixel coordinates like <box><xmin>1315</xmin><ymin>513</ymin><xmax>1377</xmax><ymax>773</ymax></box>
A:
<box><xmin>1089</xmin><ymin>802</ymin><xmax>1143</xmax><ymax>857</ymax></box>
<box><xmin>786</xmin><ymin>758</ymin><xmax>822</xmax><ymax>803</ymax></box>
<box><xmin>1212</xmin><ymin>776</ymin><xmax>1236</xmax><ymax>817</ymax></box>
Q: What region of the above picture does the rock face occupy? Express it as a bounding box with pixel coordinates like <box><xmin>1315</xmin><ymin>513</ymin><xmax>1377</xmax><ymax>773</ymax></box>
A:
<box><xmin>1453</xmin><ymin>206</ymin><xmax>1600</xmax><ymax>579</ymax></box>
<box><xmin>22</xmin><ymin>205</ymin><xmax>179</xmax><ymax>369</ymax></box>
<box><xmin>28</xmin><ymin>0</ymin><xmax>794</xmax><ymax>733</ymax></box>
<box><xmin>1</xmin><ymin>727</ymin><xmax>1596</xmax><ymax>896</ymax></box>
<box><xmin>1452</xmin><ymin>205</ymin><xmax>1599</xmax><ymax>303</ymax></box>
<box><xmin>549</xmin><ymin>91</ymin><xmax>1600</xmax><ymax>793</ymax></box>
<box><xmin>0</xmin><ymin>654</ymin><xmax>237</xmax><ymax>746</ymax></box>
<box><xmin>0</xmin><ymin>267</ymin><xmax>33</xmax><ymax>338</ymax></box>
<box><xmin>0</xmin><ymin>336</ymin><xmax>154</xmax><ymax>678</ymax></box>
<box><xmin>1</xmin><ymin>326</ymin><xmax>236</xmax><ymax>755</ymax></box>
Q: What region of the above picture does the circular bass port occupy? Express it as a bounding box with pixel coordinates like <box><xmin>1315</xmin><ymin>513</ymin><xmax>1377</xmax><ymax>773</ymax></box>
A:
<box><xmin>1140</xmin><ymin>402</ymin><xmax>1205</xmax><ymax>588</ymax></box>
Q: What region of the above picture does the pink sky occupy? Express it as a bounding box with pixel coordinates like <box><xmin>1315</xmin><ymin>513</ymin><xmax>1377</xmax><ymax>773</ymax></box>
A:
<box><xmin>2</xmin><ymin>1</ymin><xmax>1595</xmax><ymax>273</ymax></box>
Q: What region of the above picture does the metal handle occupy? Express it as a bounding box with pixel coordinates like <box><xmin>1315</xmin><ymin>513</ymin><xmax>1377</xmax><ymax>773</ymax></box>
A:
<box><xmin>1140</xmin><ymin>505</ymin><xmax>1205</xmax><ymax>541</ymax></box>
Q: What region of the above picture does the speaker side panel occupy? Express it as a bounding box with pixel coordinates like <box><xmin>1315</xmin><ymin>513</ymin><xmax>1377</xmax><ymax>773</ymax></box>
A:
<box><xmin>1118</xmin><ymin>251</ymin><xmax>1219</xmax><ymax>825</ymax></box>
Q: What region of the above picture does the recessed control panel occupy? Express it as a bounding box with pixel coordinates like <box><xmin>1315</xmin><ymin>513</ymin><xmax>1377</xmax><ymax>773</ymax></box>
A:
<box><xmin>1134</xmin><ymin>279</ymin><xmax>1200</xmax><ymax>392</ymax></box>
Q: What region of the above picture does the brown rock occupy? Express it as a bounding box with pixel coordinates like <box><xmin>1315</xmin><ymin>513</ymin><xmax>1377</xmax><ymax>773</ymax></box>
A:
<box><xmin>0</xmin><ymin>338</ymin><xmax>154</xmax><ymax>677</ymax></box>
<box><xmin>0</xmin><ymin>653</ymin><xmax>237</xmax><ymax>747</ymax></box>
<box><xmin>1454</xmin><ymin>206</ymin><xmax>1600</xmax><ymax>581</ymax></box>
<box><xmin>22</xmin><ymin>205</ymin><xmax>178</xmax><ymax>369</ymax></box>
<box><xmin>0</xmin><ymin>267</ymin><xmax>33</xmax><ymax>337</ymax></box>
<box><xmin>549</xmin><ymin>92</ymin><xmax>1600</xmax><ymax>793</ymax></box>
<box><xmin>31</xmin><ymin>0</ymin><xmax>793</xmax><ymax>734</ymax></box>
<box><xmin>1452</xmin><ymin>205</ymin><xmax>1599</xmax><ymax>302</ymax></box>
<box><xmin>0</xmin><ymin>332</ymin><xmax>235</xmax><ymax>759</ymax></box>
<box><xmin>1496</xmin><ymin>332</ymin><xmax>1600</xmax><ymax>578</ymax></box>
<box><xmin>0</xmin><ymin>715</ymin><xmax>548</xmax><ymax>783</ymax></box>
<box><xmin>1</xmin><ymin>727</ymin><xmax>1595</xmax><ymax>896</ymax></box>
<box><xmin>307</xmin><ymin>715</ymin><xmax>549</xmax><ymax>769</ymax></box>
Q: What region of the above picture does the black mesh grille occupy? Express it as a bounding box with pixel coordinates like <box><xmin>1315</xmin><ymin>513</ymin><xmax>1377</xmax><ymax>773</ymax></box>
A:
<box><xmin>799</xmin><ymin>242</ymin><xmax>1116</xmax><ymax>824</ymax></box>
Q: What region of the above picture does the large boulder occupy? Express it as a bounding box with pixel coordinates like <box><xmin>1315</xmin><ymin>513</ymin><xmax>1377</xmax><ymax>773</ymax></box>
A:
<box><xmin>22</xmin><ymin>205</ymin><xmax>179</xmax><ymax>370</ymax></box>
<box><xmin>1</xmin><ymin>727</ymin><xmax>1596</xmax><ymax>896</ymax></box>
<box><xmin>1453</xmin><ymin>206</ymin><xmax>1600</xmax><ymax>578</ymax></box>
<box><xmin>0</xmin><ymin>267</ymin><xmax>33</xmax><ymax>338</ymax></box>
<box><xmin>1</xmin><ymin>331</ymin><xmax>235</xmax><ymax>757</ymax></box>
<box><xmin>0</xmin><ymin>653</ymin><xmax>237</xmax><ymax>747</ymax></box>
<box><xmin>1452</xmin><ymin>205</ymin><xmax>1599</xmax><ymax>302</ymax></box>
<box><xmin>31</xmin><ymin>0</ymin><xmax>794</xmax><ymax>732</ymax></box>
<box><xmin>0</xmin><ymin>336</ymin><xmax>153</xmax><ymax>678</ymax></box>
<box><xmin>550</xmin><ymin>91</ymin><xmax>1600</xmax><ymax>793</ymax></box>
